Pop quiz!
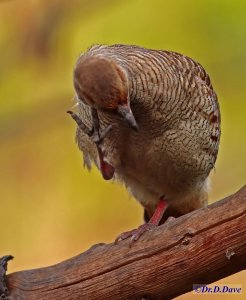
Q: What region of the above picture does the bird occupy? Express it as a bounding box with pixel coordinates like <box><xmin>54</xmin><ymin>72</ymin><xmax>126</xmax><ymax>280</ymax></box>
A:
<box><xmin>68</xmin><ymin>44</ymin><xmax>221</xmax><ymax>244</ymax></box>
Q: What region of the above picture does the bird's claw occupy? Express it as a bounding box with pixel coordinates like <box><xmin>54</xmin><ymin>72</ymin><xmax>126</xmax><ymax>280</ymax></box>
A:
<box><xmin>67</xmin><ymin>110</ymin><xmax>112</xmax><ymax>146</ymax></box>
<box><xmin>115</xmin><ymin>223</ymin><xmax>156</xmax><ymax>246</ymax></box>
<box><xmin>91</xmin><ymin>124</ymin><xmax>113</xmax><ymax>145</ymax></box>
<box><xmin>67</xmin><ymin>109</ymin><xmax>115</xmax><ymax>180</ymax></box>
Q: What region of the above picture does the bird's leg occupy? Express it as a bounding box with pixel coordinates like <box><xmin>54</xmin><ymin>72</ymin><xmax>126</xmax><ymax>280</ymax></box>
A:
<box><xmin>90</xmin><ymin>108</ymin><xmax>115</xmax><ymax>180</ymax></box>
<box><xmin>115</xmin><ymin>196</ymin><xmax>169</xmax><ymax>246</ymax></box>
<box><xmin>67</xmin><ymin>108</ymin><xmax>112</xmax><ymax>143</ymax></box>
<box><xmin>67</xmin><ymin>108</ymin><xmax>115</xmax><ymax>180</ymax></box>
<box><xmin>89</xmin><ymin>108</ymin><xmax>113</xmax><ymax>144</ymax></box>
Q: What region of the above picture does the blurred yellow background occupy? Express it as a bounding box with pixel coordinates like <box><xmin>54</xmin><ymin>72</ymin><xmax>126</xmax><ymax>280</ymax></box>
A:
<box><xmin>0</xmin><ymin>0</ymin><xmax>245</xmax><ymax>298</ymax></box>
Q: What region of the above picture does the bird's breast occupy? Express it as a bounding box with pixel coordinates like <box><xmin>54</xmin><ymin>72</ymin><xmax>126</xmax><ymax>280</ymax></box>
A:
<box><xmin>101</xmin><ymin>118</ymin><xmax>179</xmax><ymax>196</ymax></box>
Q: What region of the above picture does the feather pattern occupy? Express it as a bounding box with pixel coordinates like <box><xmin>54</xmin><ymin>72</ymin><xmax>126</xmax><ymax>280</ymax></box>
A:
<box><xmin>74</xmin><ymin>44</ymin><xmax>221</xmax><ymax>218</ymax></box>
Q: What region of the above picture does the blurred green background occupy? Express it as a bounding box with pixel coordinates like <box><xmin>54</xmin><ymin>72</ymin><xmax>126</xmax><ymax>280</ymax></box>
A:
<box><xmin>0</xmin><ymin>0</ymin><xmax>245</xmax><ymax>298</ymax></box>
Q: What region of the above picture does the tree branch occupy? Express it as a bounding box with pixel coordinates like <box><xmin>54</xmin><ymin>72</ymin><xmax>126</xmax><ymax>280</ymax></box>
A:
<box><xmin>5</xmin><ymin>186</ymin><xmax>246</xmax><ymax>299</ymax></box>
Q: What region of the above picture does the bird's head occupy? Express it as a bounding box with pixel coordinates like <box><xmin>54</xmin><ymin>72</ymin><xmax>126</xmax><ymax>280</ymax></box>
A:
<box><xmin>73</xmin><ymin>56</ymin><xmax>138</xmax><ymax>130</ymax></box>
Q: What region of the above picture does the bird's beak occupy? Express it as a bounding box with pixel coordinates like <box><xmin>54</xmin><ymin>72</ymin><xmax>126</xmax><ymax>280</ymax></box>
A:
<box><xmin>117</xmin><ymin>104</ymin><xmax>138</xmax><ymax>131</ymax></box>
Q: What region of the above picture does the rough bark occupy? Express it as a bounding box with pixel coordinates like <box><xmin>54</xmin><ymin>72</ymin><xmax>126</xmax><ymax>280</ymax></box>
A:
<box><xmin>4</xmin><ymin>186</ymin><xmax>246</xmax><ymax>300</ymax></box>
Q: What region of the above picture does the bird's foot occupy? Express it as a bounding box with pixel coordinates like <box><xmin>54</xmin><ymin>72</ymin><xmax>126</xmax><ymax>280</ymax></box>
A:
<box><xmin>89</xmin><ymin>108</ymin><xmax>115</xmax><ymax>180</ymax></box>
<box><xmin>115</xmin><ymin>223</ymin><xmax>156</xmax><ymax>246</ymax></box>
<box><xmin>115</xmin><ymin>197</ymin><xmax>169</xmax><ymax>246</ymax></box>
<box><xmin>90</xmin><ymin>124</ymin><xmax>113</xmax><ymax>145</ymax></box>
<box><xmin>89</xmin><ymin>107</ymin><xmax>113</xmax><ymax>145</ymax></box>
<box><xmin>67</xmin><ymin>109</ymin><xmax>112</xmax><ymax>146</ymax></box>
<box><xmin>67</xmin><ymin>109</ymin><xmax>115</xmax><ymax>180</ymax></box>
<box><xmin>115</xmin><ymin>217</ymin><xmax>175</xmax><ymax>246</ymax></box>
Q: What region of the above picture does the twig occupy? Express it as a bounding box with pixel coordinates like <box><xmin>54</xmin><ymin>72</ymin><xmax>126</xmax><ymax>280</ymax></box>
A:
<box><xmin>5</xmin><ymin>186</ymin><xmax>246</xmax><ymax>299</ymax></box>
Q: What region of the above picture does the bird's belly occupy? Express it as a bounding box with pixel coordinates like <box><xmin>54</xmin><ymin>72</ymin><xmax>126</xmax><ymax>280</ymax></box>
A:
<box><xmin>114</xmin><ymin>145</ymin><xmax>208</xmax><ymax>216</ymax></box>
<box><xmin>99</xmin><ymin>115</ymin><xmax>210</xmax><ymax>213</ymax></box>
<box><xmin>110</xmin><ymin>136</ymin><xmax>183</xmax><ymax>208</ymax></box>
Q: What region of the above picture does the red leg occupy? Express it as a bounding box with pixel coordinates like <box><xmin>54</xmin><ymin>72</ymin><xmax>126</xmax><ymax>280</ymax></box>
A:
<box><xmin>149</xmin><ymin>196</ymin><xmax>168</xmax><ymax>225</ymax></box>
<box><xmin>115</xmin><ymin>196</ymin><xmax>168</xmax><ymax>245</ymax></box>
<box><xmin>67</xmin><ymin>109</ymin><xmax>115</xmax><ymax>180</ymax></box>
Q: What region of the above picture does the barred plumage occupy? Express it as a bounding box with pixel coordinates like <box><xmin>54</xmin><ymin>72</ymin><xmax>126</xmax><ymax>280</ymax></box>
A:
<box><xmin>71</xmin><ymin>44</ymin><xmax>221</xmax><ymax>241</ymax></box>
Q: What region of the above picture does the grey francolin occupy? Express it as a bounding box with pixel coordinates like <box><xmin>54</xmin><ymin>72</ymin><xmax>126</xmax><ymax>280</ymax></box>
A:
<box><xmin>68</xmin><ymin>44</ymin><xmax>221</xmax><ymax>243</ymax></box>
